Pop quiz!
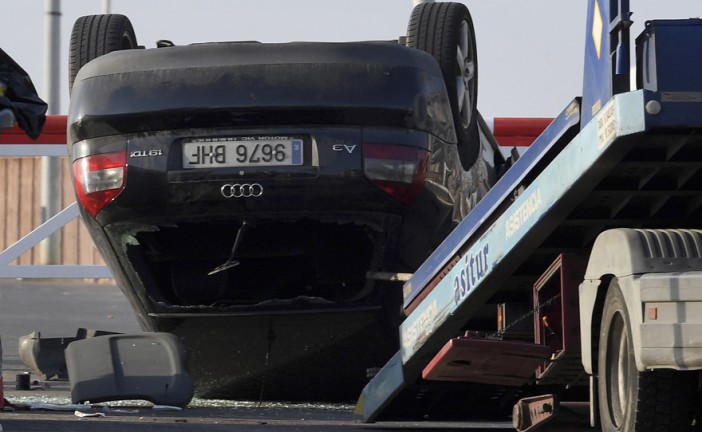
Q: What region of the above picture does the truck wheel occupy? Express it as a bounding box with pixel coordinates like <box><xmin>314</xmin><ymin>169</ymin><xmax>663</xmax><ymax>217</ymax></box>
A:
<box><xmin>598</xmin><ymin>279</ymin><xmax>698</xmax><ymax>431</ymax></box>
<box><xmin>406</xmin><ymin>2</ymin><xmax>480</xmax><ymax>169</ymax></box>
<box><xmin>69</xmin><ymin>14</ymin><xmax>138</xmax><ymax>94</ymax></box>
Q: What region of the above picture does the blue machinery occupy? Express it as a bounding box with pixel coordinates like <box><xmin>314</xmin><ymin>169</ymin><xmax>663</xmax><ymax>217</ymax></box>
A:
<box><xmin>356</xmin><ymin>0</ymin><xmax>702</xmax><ymax>428</ymax></box>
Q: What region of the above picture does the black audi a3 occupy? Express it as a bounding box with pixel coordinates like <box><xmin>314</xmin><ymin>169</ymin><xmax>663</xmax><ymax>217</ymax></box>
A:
<box><xmin>67</xmin><ymin>2</ymin><xmax>505</xmax><ymax>401</ymax></box>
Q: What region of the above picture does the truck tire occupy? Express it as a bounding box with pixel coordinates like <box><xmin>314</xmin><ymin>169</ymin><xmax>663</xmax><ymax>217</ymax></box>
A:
<box><xmin>406</xmin><ymin>2</ymin><xmax>480</xmax><ymax>169</ymax></box>
<box><xmin>598</xmin><ymin>279</ymin><xmax>698</xmax><ymax>431</ymax></box>
<box><xmin>69</xmin><ymin>14</ymin><xmax>138</xmax><ymax>94</ymax></box>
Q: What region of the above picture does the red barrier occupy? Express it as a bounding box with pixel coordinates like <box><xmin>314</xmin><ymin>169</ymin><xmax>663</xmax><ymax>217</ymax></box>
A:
<box><xmin>0</xmin><ymin>115</ymin><xmax>552</xmax><ymax>148</ymax></box>
<box><xmin>0</xmin><ymin>115</ymin><xmax>67</xmax><ymax>145</ymax></box>
<box><xmin>491</xmin><ymin>118</ymin><xmax>552</xmax><ymax>147</ymax></box>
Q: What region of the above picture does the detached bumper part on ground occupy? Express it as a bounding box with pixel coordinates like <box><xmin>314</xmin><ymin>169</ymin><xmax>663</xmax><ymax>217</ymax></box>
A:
<box><xmin>65</xmin><ymin>332</ymin><xmax>193</xmax><ymax>407</ymax></box>
<box><xmin>19</xmin><ymin>328</ymin><xmax>119</xmax><ymax>381</ymax></box>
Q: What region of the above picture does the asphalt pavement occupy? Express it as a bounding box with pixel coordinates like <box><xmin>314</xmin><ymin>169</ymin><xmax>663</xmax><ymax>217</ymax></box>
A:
<box><xmin>0</xmin><ymin>279</ymin><xmax>593</xmax><ymax>431</ymax></box>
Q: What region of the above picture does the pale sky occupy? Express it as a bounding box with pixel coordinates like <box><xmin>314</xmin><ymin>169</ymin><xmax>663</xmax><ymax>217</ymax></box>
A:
<box><xmin>5</xmin><ymin>1</ymin><xmax>701</xmax><ymax>117</ymax></box>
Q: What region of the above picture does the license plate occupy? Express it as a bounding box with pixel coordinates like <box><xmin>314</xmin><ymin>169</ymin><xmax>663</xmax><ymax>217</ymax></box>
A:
<box><xmin>182</xmin><ymin>137</ymin><xmax>303</xmax><ymax>169</ymax></box>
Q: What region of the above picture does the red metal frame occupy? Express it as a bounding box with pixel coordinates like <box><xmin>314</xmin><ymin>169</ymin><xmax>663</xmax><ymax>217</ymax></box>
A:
<box><xmin>421</xmin><ymin>331</ymin><xmax>554</xmax><ymax>386</ymax></box>
<box><xmin>533</xmin><ymin>254</ymin><xmax>588</xmax><ymax>383</ymax></box>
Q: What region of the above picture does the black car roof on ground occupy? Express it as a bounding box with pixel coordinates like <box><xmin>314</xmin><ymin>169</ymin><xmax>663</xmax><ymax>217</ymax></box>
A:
<box><xmin>77</xmin><ymin>41</ymin><xmax>442</xmax><ymax>73</ymax></box>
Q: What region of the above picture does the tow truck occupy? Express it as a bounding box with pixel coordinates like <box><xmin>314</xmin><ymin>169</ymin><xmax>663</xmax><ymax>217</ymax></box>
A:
<box><xmin>356</xmin><ymin>0</ymin><xmax>702</xmax><ymax>430</ymax></box>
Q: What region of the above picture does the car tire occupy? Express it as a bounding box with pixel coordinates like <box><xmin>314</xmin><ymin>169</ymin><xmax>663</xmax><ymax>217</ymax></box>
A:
<box><xmin>69</xmin><ymin>14</ymin><xmax>138</xmax><ymax>94</ymax></box>
<box><xmin>406</xmin><ymin>2</ymin><xmax>480</xmax><ymax>169</ymax></box>
<box><xmin>597</xmin><ymin>279</ymin><xmax>698</xmax><ymax>431</ymax></box>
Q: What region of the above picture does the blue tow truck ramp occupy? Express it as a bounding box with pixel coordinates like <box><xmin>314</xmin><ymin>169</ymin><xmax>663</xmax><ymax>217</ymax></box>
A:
<box><xmin>356</xmin><ymin>1</ymin><xmax>702</xmax><ymax>430</ymax></box>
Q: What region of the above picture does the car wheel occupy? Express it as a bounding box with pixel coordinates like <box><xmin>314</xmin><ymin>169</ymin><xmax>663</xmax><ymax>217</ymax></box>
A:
<box><xmin>597</xmin><ymin>279</ymin><xmax>698</xmax><ymax>431</ymax></box>
<box><xmin>406</xmin><ymin>2</ymin><xmax>480</xmax><ymax>169</ymax></box>
<box><xmin>69</xmin><ymin>14</ymin><xmax>138</xmax><ymax>94</ymax></box>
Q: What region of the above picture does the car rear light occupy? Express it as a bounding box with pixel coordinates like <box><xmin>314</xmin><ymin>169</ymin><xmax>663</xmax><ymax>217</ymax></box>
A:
<box><xmin>72</xmin><ymin>151</ymin><xmax>127</xmax><ymax>217</ymax></box>
<box><xmin>363</xmin><ymin>143</ymin><xmax>428</xmax><ymax>205</ymax></box>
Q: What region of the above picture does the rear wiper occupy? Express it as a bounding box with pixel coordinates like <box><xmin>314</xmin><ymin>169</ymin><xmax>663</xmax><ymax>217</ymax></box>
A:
<box><xmin>208</xmin><ymin>220</ymin><xmax>250</xmax><ymax>276</ymax></box>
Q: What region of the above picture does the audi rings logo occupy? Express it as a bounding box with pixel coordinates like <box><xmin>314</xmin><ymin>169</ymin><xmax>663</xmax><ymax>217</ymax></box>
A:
<box><xmin>221</xmin><ymin>183</ymin><xmax>263</xmax><ymax>198</ymax></box>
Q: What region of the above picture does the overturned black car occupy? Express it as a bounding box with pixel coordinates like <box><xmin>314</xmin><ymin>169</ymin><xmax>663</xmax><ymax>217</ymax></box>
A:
<box><xmin>67</xmin><ymin>2</ymin><xmax>507</xmax><ymax>401</ymax></box>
